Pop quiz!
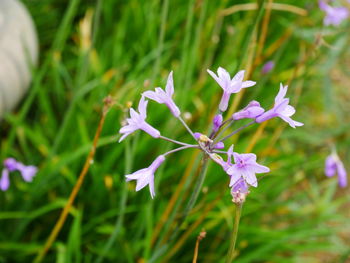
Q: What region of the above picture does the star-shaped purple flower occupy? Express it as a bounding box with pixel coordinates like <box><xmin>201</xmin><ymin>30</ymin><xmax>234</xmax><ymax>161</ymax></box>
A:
<box><xmin>143</xmin><ymin>71</ymin><xmax>181</xmax><ymax>117</ymax></box>
<box><xmin>119</xmin><ymin>96</ymin><xmax>161</xmax><ymax>142</ymax></box>
<box><xmin>227</xmin><ymin>152</ymin><xmax>269</xmax><ymax>187</ymax></box>
<box><xmin>232</xmin><ymin>100</ymin><xmax>265</xmax><ymax>121</ymax></box>
<box><xmin>319</xmin><ymin>1</ymin><xmax>349</xmax><ymax>26</ymax></box>
<box><xmin>207</xmin><ymin>67</ymin><xmax>256</xmax><ymax>112</ymax></box>
<box><xmin>255</xmin><ymin>84</ymin><xmax>303</xmax><ymax>128</ymax></box>
<box><xmin>325</xmin><ymin>153</ymin><xmax>347</xmax><ymax>187</ymax></box>
<box><xmin>0</xmin><ymin>158</ymin><xmax>38</xmax><ymax>191</ymax></box>
<box><xmin>125</xmin><ymin>155</ymin><xmax>165</xmax><ymax>198</ymax></box>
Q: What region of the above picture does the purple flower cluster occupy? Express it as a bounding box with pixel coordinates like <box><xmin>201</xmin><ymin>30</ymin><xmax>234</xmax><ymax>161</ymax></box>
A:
<box><xmin>1</xmin><ymin>158</ymin><xmax>37</xmax><ymax>191</ymax></box>
<box><xmin>118</xmin><ymin>67</ymin><xmax>303</xmax><ymax>201</ymax></box>
<box><xmin>319</xmin><ymin>0</ymin><xmax>349</xmax><ymax>26</ymax></box>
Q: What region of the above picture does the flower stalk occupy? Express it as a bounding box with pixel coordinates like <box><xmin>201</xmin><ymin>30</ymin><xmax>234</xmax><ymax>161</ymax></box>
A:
<box><xmin>225</xmin><ymin>203</ymin><xmax>243</xmax><ymax>263</ymax></box>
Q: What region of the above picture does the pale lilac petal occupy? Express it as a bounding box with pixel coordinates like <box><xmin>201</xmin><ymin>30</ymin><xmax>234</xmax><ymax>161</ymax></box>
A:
<box><xmin>138</xmin><ymin>96</ymin><xmax>148</xmax><ymax>118</ymax></box>
<box><xmin>227</xmin><ymin>166</ymin><xmax>241</xmax><ymax>186</ymax></box>
<box><xmin>17</xmin><ymin>164</ymin><xmax>37</xmax><ymax>182</ymax></box>
<box><xmin>219</xmin><ymin>91</ymin><xmax>231</xmax><ymax>112</ymax></box>
<box><xmin>255</xmin><ymin>109</ymin><xmax>276</xmax><ymax>123</ymax></box>
<box><xmin>241</xmin><ymin>168</ymin><xmax>258</xmax><ymax>187</ymax></box>
<box><xmin>149</xmin><ymin>176</ymin><xmax>156</xmax><ymax>198</ymax></box>
<box><xmin>325</xmin><ymin>156</ymin><xmax>336</xmax><ymax>177</ymax></box>
<box><xmin>232</xmin><ymin>70</ymin><xmax>245</xmax><ymax>82</ymax></box>
<box><xmin>0</xmin><ymin>169</ymin><xmax>10</xmax><ymax>191</ymax></box>
<box><xmin>242</xmin><ymin>80</ymin><xmax>256</xmax><ymax>88</ymax></box>
<box><xmin>143</xmin><ymin>90</ymin><xmax>163</xmax><ymax>103</ymax></box>
<box><xmin>140</xmin><ymin>122</ymin><xmax>161</xmax><ymax>138</ymax></box>
<box><xmin>275</xmin><ymin>84</ymin><xmax>288</xmax><ymax>103</ymax></box>
<box><xmin>207</xmin><ymin>69</ymin><xmax>224</xmax><ymax>89</ymax></box>
<box><xmin>4</xmin><ymin>158</ymin><xmax>19</xmax><ymax>172</ymax></box>
<box><xmin>280</xmin><ymin>105</ymin><xmax>296</xmax><ymax>117</ymax></box>
<box><xmin>337</xmin><ymin>162</ymin><xmax>347</xmax><ymax>188</ymax></box>
<box><xmin>241</xmin><ymin>153</ymin><xmax>257</xmax><ymax>163</ymax></box>
<box><xmin>249</xmin><ymin>163</ymin><xmax>270</xmax><ymax>174</ymax></box>
<box><xmin>165</xmin><ymin>71</ymin><xmax>174</xmax><ymax>96</ymax></box>
<box><xmin>217</xmin><ymin>67</ymin><xmax>231</xmax><ymax>84</ymax></box>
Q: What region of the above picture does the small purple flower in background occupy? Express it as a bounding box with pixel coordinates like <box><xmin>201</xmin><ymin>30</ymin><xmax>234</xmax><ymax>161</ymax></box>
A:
<box><xmin>207</xmin><ymin>67</ymin><xmax>256</xmax><ymax>112</ymax></box>
<box><xmin>325</xmin><ymin>152</ymin><xmax>347</xmax><ymax>187</ymax></box>
<box><xmin>119</xmin><ymin>96</ymin><xmax>160</xmax><ymax>142</ymax></box>
<box><xmin>319</xmin><ymin>0</ymin><xmax>349</xmax><ymax>26</ymax></box>
<box><xmin>232</xmin><ymin>101</ymin><xmax>265</xmax><ymax>121</ymax></box>
<box><xmin>261</xmin><ymin>61</ymin><xmax>275</xmax><ymax>74</ymax></box>
<box><xmin>125</xmin><ymin>155</ymin><xmax>165</xmax><ymax>198</ymax></box>
<box><xmin>256</xmin><ymin>84</ymin><xmax>304</xmax><ymax>128</ymax></box>
<box><xmin>227</xmin><ymin>152</ymin><xmax>269</xmax><ymax>187</ymax></box>
<box><xmin>0</xmin><ymin>158</ymin><xmax>37</xmax><ymax>191</ymax></box>
<box><xmin>143</xmin><ymin>71</ymin><xmax>181</xmax><ymax>118</ymax></box>
<box><xmin>231</xmin><ymin>178</ymin><xmax>249</xmax><ymax>204</ymax></box>
<box><xmin>213</xmin><ymin>114</ymin><xmax>223</xmax><ymax>132</ymax></box>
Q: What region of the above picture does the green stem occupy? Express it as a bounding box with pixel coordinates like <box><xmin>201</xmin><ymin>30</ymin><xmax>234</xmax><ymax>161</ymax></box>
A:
<box><xmin>225</xmin><ymin>203</ymin><xmax>243</xmax><ymax>263</ymax></box>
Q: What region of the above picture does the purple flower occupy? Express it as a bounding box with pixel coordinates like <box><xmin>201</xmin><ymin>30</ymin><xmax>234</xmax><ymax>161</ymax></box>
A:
<box><xmin>231</xmin><ymin>178</ymin><xmax>249</xmax><ymax>204</ymax></box>
<box><xmin>255</xmin><ymin>84</ymin><xmax>304</xmax><ymax>128</ymax></box>
<box><xmin>232</xmin><ymin>100</ymin><xmax>265</xmax><ymax>121</ymax></box>
<box><xmin>212</xmin><ymin>145</ymin><xmax>234</xmax><ymax>172</ymax></box>
<box><xmin>143</xmin><ymin>71</ymin><xmax>181</xmax><ymax>117</ymax></box>
<box><xmin>0</xmin><ymin>158</ymin><xmax>38</xmax><ymax>191</ymax></box>
<box><xmin>325</xmin><ymin>153</ymin><xmax>347</xmax><ymax>187</ymax></box>
<box><xmin>319</xmin><ymin>1</ymin><xmax>349</xmax><ymax>26</ymax></box>
<box><xmin>227</xmin><ymin>152</ymin><xmax>269</xmax><ymax>187</ymax></box>
<box><xmin>261</xmin><ymin>61</ymin><xmax>275</xmax><ymax>74</ymax></box>
<box><xmin>212</xmin><ymin>114</ymin><xmax>223</xmax><ymax>132</ymax></box>
<box><xmin>207</xmin><ymin>67</ymin><xmax>256</xmax><ymax>112</ymax></box>
<box><xmin>119</xmin><ymin>96</ymin><xmax>161</xmax><ymax>142</ymax></box>
<box><xmin>125</xmin><ymin>155</ymin><xmax>165</xmax><ymax>198</ymax></box>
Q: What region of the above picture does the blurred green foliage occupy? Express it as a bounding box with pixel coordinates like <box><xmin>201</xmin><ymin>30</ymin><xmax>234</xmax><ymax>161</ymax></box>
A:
<box><xmin>1</xmin><ymin>0</ymin><xmax>350</xmax><ymax>262</ymax></box>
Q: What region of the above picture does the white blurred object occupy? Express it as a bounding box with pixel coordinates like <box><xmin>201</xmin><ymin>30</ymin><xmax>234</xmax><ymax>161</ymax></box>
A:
<box><xmin>0</xmin><ymin>0</ymin><xmax>38</xmax><ymax>118</ymax></box>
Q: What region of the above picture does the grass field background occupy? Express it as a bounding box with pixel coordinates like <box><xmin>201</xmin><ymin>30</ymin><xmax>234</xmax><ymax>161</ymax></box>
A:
<box><xmin>1</xmin><ymin>0</ymin><xmax>350</xmax><ymax>262</ymax></box>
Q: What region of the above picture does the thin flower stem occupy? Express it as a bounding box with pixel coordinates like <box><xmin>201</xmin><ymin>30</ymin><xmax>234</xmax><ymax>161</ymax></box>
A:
<box><xmin>159</xmin><ymin>135</ymin><xmax>195</xmax><ymax>147</ymax></box>
<box><xmin>164</xmin><ymin>154</ymin><xmax>209</xmax><ymax>245</ymax></box>
<box><xmin>178</xmin><ymin>116</ymin><xmax>197</xmax><ymax>140</ymax></box>
<box><xmin>212</xmin><ymin>150</ymin><xmax>227</xmax><ymax>154</ymax></box>
<box><xmin>182</xmin><ymin>154</ymin><xmax>209</xmax><ymax>218</ymax></box>
<box><xmin>163</xmin><ymin>145</ymin><xmax>199</xmax><ymax>156</ymax></box>
<box><xmin>213</xmin><ymin>119</ymin><xmax>234</xmax><ymax>143</ymax></box>
<box><xmin>220</xmin><ymin>120</ymin><xmax>256</xmax><ymax>142</ymax></box>
<box><xmin>225</xmin><ymin>203</ymin><xmax>243</xmax><ymax>263</ymax></box>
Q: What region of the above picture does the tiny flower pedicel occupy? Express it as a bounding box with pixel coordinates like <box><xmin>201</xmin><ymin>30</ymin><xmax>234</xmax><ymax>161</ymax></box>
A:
<box><xmin>118</xmin><ymin>67</ymin><xmax>303</xmax><ymax>201</ymax></box>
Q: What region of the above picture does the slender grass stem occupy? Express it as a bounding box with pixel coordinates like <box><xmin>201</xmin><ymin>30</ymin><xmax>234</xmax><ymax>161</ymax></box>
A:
<box><xmin>33</xmin><ymin>98</ymin><xmax>111</xmax><ymax>263</ymax></box>
<box><xmin>225</xmin><ymin>203</ymin><xmax>243</xmax><ymax>263</ymax></box>
<box><xmin>220</xmin><ymin>121</ymin><xmax>256</xmax><ymax>142</ymax></box>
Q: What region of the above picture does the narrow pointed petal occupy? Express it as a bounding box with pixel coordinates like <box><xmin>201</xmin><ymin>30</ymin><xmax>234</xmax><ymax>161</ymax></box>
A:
<box><xmin>207</xmin><ymin>69</ymin><xmax>224</xmax><ymax>89</ymax></box>
<box><xmin>0</xmin><ymin>169</ymin><xmax>10</xmax><ymax>191</ymax></box>
<box><xmin>165</xmin><ymin>71</ymin><xmax>174</xmax><ymax>96</ymax></box>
